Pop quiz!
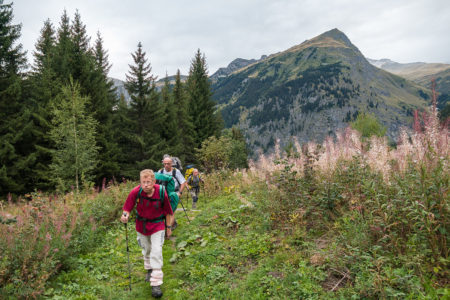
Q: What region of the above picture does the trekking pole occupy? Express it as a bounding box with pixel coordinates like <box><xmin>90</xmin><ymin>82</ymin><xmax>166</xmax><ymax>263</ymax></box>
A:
<box><xmin>185</xmin><ymin>185</ymin><xmax>191</xmax><ymax>208</ymax></box>
<box><xmin>178</xmin><ymin>196</ymin><xmax>190</xmax><ymax>224</ymax></box>
<box><xmin>124</xmin><ymin>222</ymin><xmax>132</xmax><ymax>291</ymax></box>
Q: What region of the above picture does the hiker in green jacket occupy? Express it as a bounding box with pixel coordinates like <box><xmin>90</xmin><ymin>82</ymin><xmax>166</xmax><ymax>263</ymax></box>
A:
<box><xmin>187</xmin><ymin>168</ymin><xmax>203</xmax><ymax>209</ymax></box>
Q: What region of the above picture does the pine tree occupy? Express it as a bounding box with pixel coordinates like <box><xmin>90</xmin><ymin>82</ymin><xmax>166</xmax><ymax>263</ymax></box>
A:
<box><xmin>0</xmin><ymin>0</ymin><xmax>29</xmax><ymax>196</ymax></box>
<box><xmin>89</xmin><ymin>31</ymin><xmax>120</xmax><ymax>184</ymax></box>
<box><xmin>93</xmin><ymin>31</ymin><xmax>111</xmax><ymax>76</ymax></box>
<box><xmin>53</xmin><ymin>10</ymin><xmax>73</xmax><ymax>83</ymax></box>
<box><xmin>173</xmin><ymin>69</ymin><xmax>195</xmax><ymax>163</ymax></box>
<box><xmin>32</xmin><ymin>19</ymin><xmax>56</xmax><ymax>73</ymax></box>
<box><xmin>50</xmin><ymin>80</ymin><xmax>99</xmax><ymax>193</ymax></box>
<box><xmin>124</xmin><ymin>42</ymin><xmax>163</xmax><ymax>171</ymax></box>
<box><xmin>27</xmin><ymin>19</ymin><xmax>60</xmax><ymax>190</ymax></box>
<box><xmin>160</xmin><ymin>74</ymin><xmax>181</xmax><ymax>157</ymax></box>
<box><xmin>70</xmin><ymin>10</ymin><xmax>93</xmax><ymax>92</ymax></box>
<box><xmin>186</xmin><ymin>49</ymin><xmax>222</xmax><ymax>148</ymax></box>
<box><xmin>113</xmin><ymin>94</ymin><xmax>136</xmax><ymax>178</ymax></box>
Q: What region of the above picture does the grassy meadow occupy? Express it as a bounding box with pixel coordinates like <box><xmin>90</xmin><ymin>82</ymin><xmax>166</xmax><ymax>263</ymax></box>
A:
<box><xmin>0</xmin><ymin>108</ymin><xmax>448</xmax><ymax>299</ymax></box>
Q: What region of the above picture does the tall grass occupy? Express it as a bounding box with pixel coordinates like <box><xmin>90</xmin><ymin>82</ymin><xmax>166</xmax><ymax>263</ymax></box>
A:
<box><xmin>0</xmin><ymin>181</ymin><xmax>131</xmax><ymax>298</ymax></box>
<box><xmin>219</xmin><ymin>103</ymin><xmax>448</xmax><ymax>296</ymax></box>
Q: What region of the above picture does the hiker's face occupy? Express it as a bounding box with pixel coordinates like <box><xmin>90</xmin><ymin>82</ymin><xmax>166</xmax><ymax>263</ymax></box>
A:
<box><xmin>140</xmin><ymin>177</ymin><xmax>155</xmax><ymax>194</ymax></box>
<box><xmin>163</xmin><ymin>158</ymin><xmax>172</xmax><ymax>171</ymax></box>
<box><xmin>193</xmin><ymin>170</ymin><xmax>199</xmax><ymax>176</ymax></box>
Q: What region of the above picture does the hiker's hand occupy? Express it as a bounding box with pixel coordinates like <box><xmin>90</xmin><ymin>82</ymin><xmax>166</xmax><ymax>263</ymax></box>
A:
<box><xmin>121</xmin><ymin>211</ymin><xmax>129</xmax><ymax>223</ymax></box>
<box><xmin>177</xmin><ymin>192</ymin><xmax>181</xmax><ymax>197</ymax></box>
<box><xmin>166</xmin><ymin>227</ymin><xmax>172</xmax><ymax>237</ymax></box>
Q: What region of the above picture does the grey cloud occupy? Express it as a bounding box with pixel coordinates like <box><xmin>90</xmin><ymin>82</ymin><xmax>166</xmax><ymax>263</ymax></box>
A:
<box><xmin>12</xmin><ymin>0</ymin><xmax>450</xmax><ymax>80</ymax></box>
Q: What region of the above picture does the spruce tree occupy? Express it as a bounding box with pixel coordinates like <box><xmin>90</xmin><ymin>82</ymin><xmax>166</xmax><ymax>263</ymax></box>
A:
<box><xmin>160</xmin><ymin>74</ymin><xmax>181</xmax><ymax>157</ymax></box>
<box><xmin>53</xmin><ymin>10</ymin><xmax>73</xmax><ymax>83</ymax></box>
<box><xmin>113</xmin><ymin>94</ymin><xmax>136</xmax><ymax>178</ymax></box>
<box><xmin>93</xmin><ymin>31</ymin><xmax>111</xmax><ymax>76</ymax></box>
<box><xmin>27</xmin><ymin>19</ymin><xmax>60</xmax><ymax>190</ymax></box>
<box><xmin>186</xmin><ymin>49</ymin><xmax>222</xmax><ymax>148</ymax></box>
<box><xmin>173</xmin><ymin>69</ymin><xmax>195</xmax><ymax>163</ymax></box>
<box><xmin>89</xmin><ymin>31</ymin><xmax>120</xmax><ymax>184</ymax></box>
<box><xmin>50</xmin><ymin>80</ymin><xmax>99</xmax><ymax>193</ymax></box>
<box><xmin>0</xmin><ymin>0</ymin><xmax>29</xmax><ymax>196</ymax></box>
<box><xmin>124</xmin><ymin>42</ymin><xmax>163</xmax><ymax>172</ymax></box>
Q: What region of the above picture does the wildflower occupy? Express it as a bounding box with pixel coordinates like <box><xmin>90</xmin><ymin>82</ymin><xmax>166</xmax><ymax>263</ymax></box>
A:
<box><xmin>45</xmin><ymin>233</ymin><xmax>52</xmax><ymax>241</ymax></box>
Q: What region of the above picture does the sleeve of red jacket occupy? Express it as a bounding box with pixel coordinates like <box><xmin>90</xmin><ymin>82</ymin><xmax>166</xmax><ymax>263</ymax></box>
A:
<box><xmin>123</xmin><ymin>185</ymin><xmax>139</xmax><ymax>212</ymax></box>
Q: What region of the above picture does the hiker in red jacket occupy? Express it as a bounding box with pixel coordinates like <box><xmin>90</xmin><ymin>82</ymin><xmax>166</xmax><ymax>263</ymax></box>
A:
<box><xmin>120</xmin><ymin>169</ymin><xmax>174</xmax><ymax>298</ymax></box>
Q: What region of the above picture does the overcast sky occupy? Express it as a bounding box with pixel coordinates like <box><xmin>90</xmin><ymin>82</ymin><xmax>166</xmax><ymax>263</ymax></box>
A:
<box><xmin>12</xmin><ymin>0</ymin><xmax>450</xmax><ymax>81</ymax></box>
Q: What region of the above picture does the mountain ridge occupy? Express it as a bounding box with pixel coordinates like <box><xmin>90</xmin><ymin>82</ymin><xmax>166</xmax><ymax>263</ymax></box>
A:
<box><xmin>211</xmin><ymin>28</ymin><xmax>429</xmax><ymax>155</ymax></box>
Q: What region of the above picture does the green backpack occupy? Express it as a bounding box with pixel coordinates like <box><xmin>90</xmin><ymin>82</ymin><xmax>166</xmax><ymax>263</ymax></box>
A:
<box><xmin>155</xmin><ymin>172</ymin><xmax>180</xmax><ymax>211</ymax></box>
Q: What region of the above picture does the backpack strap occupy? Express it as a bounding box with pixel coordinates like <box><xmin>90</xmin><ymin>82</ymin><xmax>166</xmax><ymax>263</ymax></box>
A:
<box><xmin>172</xmin><ymin>168</ymin><xmax>182</xmax><ymax>190</ymax></box>
<box><xmin>135</xmin><ymin>185</ymin><xmax>165</xmax><ymax>234</ymax></box>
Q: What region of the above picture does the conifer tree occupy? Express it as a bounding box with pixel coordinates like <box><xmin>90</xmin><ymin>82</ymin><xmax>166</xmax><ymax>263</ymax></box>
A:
<box><xmin>32</xmin><ymin>19</ymin><xmax>56</xmax><ymax>73</ymax></box>
<box><xmin>173</xmin><ymin>69</ymin><xmax>195</xmax><ymax>163</ymax></box>
<box><xmin>160</xmin><ymin>74</ymin><xmax>182</xmax><ymax>157</ymax></box>
<box><xmin>93</xmin><ymin>31</ymin><xmax>111</xmax><ymax>76</ymax></box>
<box><xmin>89</xmin><ymin>31</ymin><xmax>120</xmax><ymax>184</ymax></box>
<box><xmin>186</xmin><ymin>49</ymin><xmax>222</xmax><ymax>148</ymax></box>
<box><xmin>50</xmin><ymin>80</ymin><xmax>99</xmax><ymax>193</ymax></box>
<box><xmin>0</xmin><ymin>0</ymin><xmax>29</xmax><ymax>196</ymax></box>
<box><xmin>70</xmin><ymin>10</ymin><xmax>92</xmax><ymax>89</ymax></box>
<box><xmin>124</xmin><ymin>42</ymin><xmax>163</xmax><ymax>171</ymax></box>
<box><xmin>113</xmin><ymin>94</ymin><xmax>136</xmax><ymax>178</ymax></box>
<box><xmin>53</xmin><ymin>10</ymin><xmax>73</xmax><ymax>83</ymax></box>
<box><xmin>27</xmin><ymin>19</ymin><xmax>60</xmax><ymax>190</ymax></box>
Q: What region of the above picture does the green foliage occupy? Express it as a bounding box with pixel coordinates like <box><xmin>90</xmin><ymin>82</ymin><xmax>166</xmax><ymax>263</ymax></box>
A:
<box><xmin>350</xmin><ymin>112</ymin><xmax>387</xmax><ymax>139</ymax></box>
<box><xmin>0</xmin><ymin>1</ymin><xmax>30</xmax><ymax>197</ymax></box>
<box><xmin>186</xmin><ymin>49</ymin><xmax>223</xmax><ymax>148</ymax></box>
<box><xmin>7</xmin><ymin>159</ymin><xmax>444</xmax><ymax>299</ymax></box>
<box><xmin>50</xmin><ymin>80</ymin><xmax>99</xmax><ymax>193</ymax></box>
<box><xmin>173</xmin><ymin>69</ymin><xmax>196</xmax><ymax>163</ymax></box>
<box><xmin>196</xmin><ymin>129</ymin><xmax>248</xmax><ymax>172</ymax></box>
<box><xmin>160</xmin><ymin>74</ymin><xmax>182</xmax><ymax>157</ymax></box>
<box><xmin>0</xmin><ymin>181</ymin><xmax>129</xmax><ymax>298</ymax></box>
<box><xmin>123</xmin><ymin>42</ymin><xmax>165</xmax><ymax>171</ymax></box>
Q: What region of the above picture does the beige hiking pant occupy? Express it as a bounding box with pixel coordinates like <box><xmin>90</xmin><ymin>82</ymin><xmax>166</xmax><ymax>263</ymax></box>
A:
<box><xmin>137</xmin><ymin>230</ymin><xmax>165</xmax><ymax>286</ymax></box>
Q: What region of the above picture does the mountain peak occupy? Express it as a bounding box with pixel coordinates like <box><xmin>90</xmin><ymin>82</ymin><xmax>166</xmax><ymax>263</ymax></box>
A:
<box><xmin>317</xmin><ymin>28</ymin><xmax>353</xmax><ymax>46</ymax></box>
<box><xmin>282</xmin><ymin>28</ymin><xmax>359</xmax><ymax>56</ymax></box>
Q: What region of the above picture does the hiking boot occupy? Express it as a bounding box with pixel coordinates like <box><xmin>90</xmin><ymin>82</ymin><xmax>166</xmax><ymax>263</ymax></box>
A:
<box><xmin>192</xmin><ymin>202</ymin><xmax>197</xmax><ymax>209</ymax></box>
<box><xmin>151</xmin><ymin>285</ymin><xmax>163</xmax><ymax>298</ymax></box>
<box><xmin>145</xmin><ymin>269</ymin><xmax>152</xmax><ymax>282</ymax></box>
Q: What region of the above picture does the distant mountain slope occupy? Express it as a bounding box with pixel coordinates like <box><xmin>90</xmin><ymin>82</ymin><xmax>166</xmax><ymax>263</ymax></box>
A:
<box><xmin>110</xmin><ymin>75</ymin><xmax>187</xmax><ymax>103</ymax></box>
<box><xmin>368</xmin><ymin>58</ymin><xmax>450</xmax><ymax>115</ymax></box>
<box><xmin>212</xmin><ymin>29</ymin><xmax>429</xmax><ymax>155</ymax></box>
<box><xmin>367</xmin><ymin>58</ymin><xmax>450</xmax><ymax>83</ymax></box>
<box><xmin>210</xmin><ymin>56</ymin><xmax>267</xmax><ymax>83</ymax></box>
<box><xmin>110</xmin><ymin>78</ymin><xmax>130</xmax><ymax>102</ymax></box>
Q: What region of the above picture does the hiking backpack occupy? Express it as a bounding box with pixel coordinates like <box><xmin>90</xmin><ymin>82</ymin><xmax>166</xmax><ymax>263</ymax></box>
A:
<box><xmin>155</xmin><ymin>172</ymin><xmax>180</xmax><ymax>211</ymax></box>
<box><xmin>158</xmin><ymin>168</ymin><xmax>182</xmax><ymax>191</ymax></box>
<box><xmin>171</xmin><ymin>157</ymin><xmax>182</xmax><ymax>170</ymax></box>
<box><xmin>184</xmin><ymin>164</ymin><xmax>195</xmax><ymax>181</ymax></box>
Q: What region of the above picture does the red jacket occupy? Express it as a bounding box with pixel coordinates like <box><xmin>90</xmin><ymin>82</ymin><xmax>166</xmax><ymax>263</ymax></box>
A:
<box><xmin>123</xmin><ymin>184</ymin><xmax>173</xmax><ymax>235</ymax></box>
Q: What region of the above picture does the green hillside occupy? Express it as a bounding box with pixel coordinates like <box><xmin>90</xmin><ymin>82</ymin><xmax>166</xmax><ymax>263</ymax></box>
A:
<box><xmin>212</xmin><ymin>29</ymin><xmax>430</xmax><ymax>154</ymax></box>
